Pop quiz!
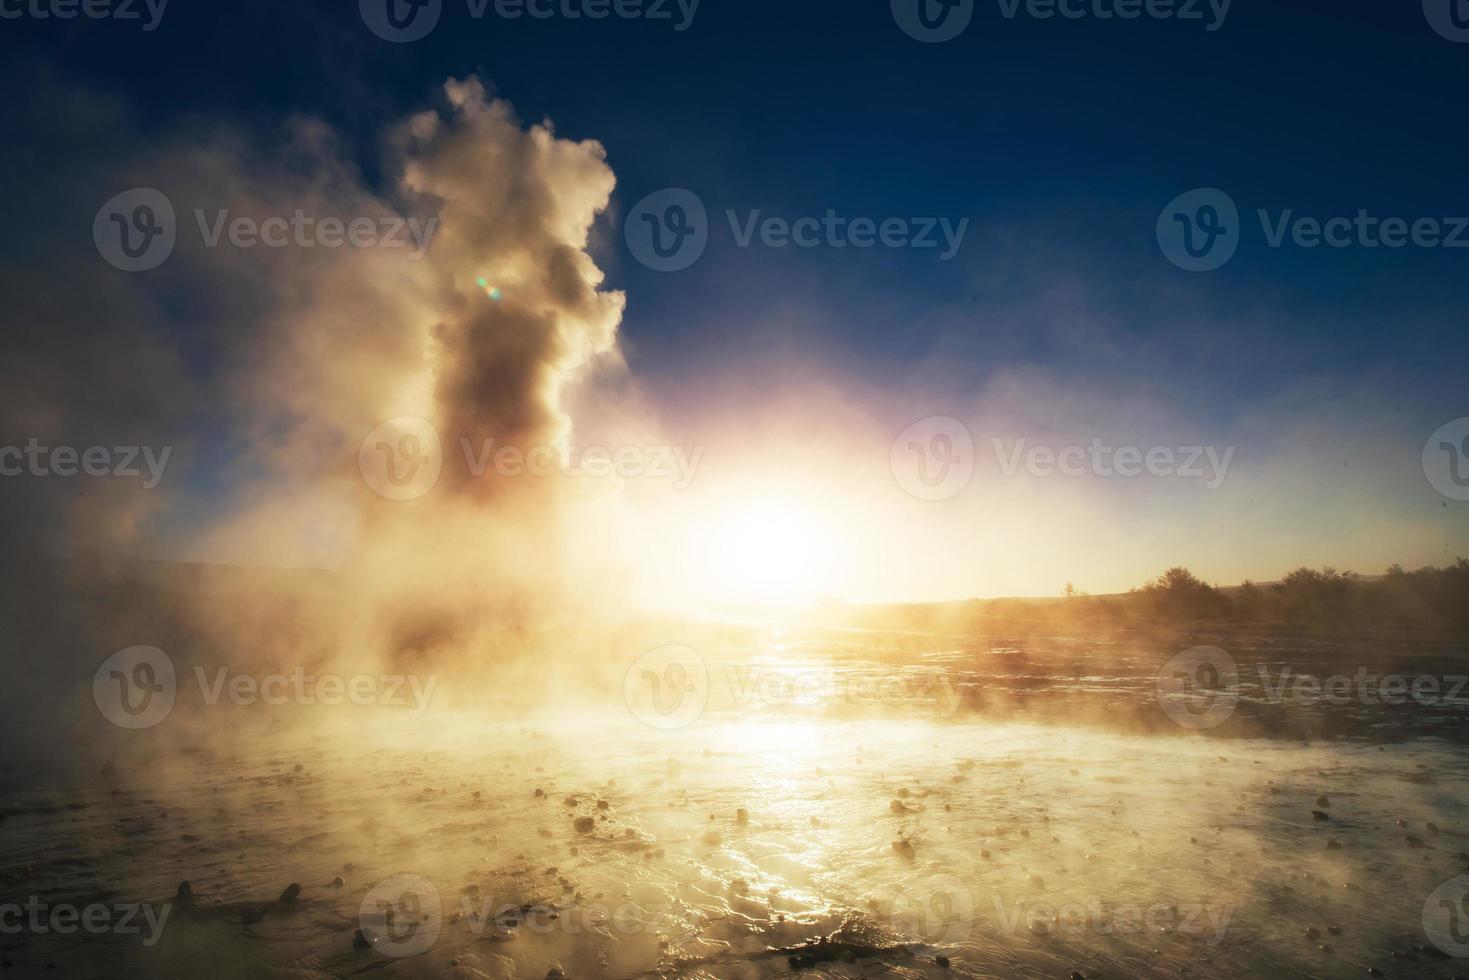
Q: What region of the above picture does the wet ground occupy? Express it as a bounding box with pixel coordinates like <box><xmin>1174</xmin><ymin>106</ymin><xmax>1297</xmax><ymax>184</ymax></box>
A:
<box><xmin>2</xmin><ymin>625</ymin><xmax>1467</xmax><ymax>979</ymax></box>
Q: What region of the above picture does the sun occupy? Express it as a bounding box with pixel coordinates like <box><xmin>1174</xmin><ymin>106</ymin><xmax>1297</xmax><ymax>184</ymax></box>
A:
<box><xmin>697</xmin><ymin>495</ymin><xmax>844</xmax><ymax>604</ymax></box>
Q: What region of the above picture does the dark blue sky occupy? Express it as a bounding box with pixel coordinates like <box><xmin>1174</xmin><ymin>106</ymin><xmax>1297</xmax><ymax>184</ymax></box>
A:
<box><xmin>11</xmin><ymin>0</ymin><xmax>1467</xmax><ymax>413</ymax></box>
<box><xmin>6</xmin><ymin>0</ymin><xmax>1468</xmax><ymax>591</ymax></box>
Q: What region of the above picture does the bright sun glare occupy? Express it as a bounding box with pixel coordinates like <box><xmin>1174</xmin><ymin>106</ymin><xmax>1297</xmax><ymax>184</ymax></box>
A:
<box><xmin>697</xmin><ymin>496</ymin><xmax>843</xmax><ymax>604</ymax></box>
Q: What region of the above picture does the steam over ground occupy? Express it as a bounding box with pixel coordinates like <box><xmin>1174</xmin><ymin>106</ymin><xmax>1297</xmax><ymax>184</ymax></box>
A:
<box><xmin>0</xmin><ymin>72</ymin><xmax>657</xmax><ymax>759</ymax></box>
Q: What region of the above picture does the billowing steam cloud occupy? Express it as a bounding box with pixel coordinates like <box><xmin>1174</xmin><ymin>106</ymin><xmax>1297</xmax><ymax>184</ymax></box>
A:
<box><xmin>0</xmin><ymin>72</ymin><xmax>638</xmax><ymax>759</ymax></box>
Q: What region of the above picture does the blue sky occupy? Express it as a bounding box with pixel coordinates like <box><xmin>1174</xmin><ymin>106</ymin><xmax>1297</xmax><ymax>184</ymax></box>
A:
<box><xmin>6</xmin><ymin>0</ymin><xmax>1469</xmax><ymax>596</ymax></box>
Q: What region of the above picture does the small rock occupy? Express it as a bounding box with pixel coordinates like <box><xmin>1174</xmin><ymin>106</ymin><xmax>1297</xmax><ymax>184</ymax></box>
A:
<box><xmin>278</xmin><ymin>883</ymin><xmax>302</xmax><ymax>903</ymax></box>
<box><xmin>736</xmin><ymin>808</ymin><xmax>750</xmax><ymax>825</ymax></box>
<box><xmin>574</xmin><ymin>817</ymin><xmax>596</xmax><ymax>834</ymax></box>
<box><xmin>935</xmin><ymin>954</ymin><xmax>950</xmax><ymax>968</ymax></box>
<box><xmin>1312</xmin><ymin>811</ymin><xmax>1330</xmax><ymax>822</ymax></box>
<box><xmin>352</xmin><ymin>928</ymin><xmax>374</xmax><ymax>949</ymax></box>
<box><xmin>892</xmin><ymin>839</ymin><xmax>916</xmax><ymax>859</ymax></box>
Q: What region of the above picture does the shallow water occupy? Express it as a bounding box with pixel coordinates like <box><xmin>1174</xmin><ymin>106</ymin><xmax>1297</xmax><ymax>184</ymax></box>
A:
<box><xmin>3</xmin><ymin>626</ymin><xmax>1468</xmax><ymax>979</ymax></box>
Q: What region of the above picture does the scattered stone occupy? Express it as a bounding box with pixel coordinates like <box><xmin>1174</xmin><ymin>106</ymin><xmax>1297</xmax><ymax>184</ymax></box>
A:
<box><xmin>1312</xmin><ymin>811</ymin><xmax>1330</xmax><ymax>822</ymax></box>
<box><xmin>278</xmin><ymin>883</ymin><xmax>302</xmax><ymax>903</ymax></box>
<box><xmin>574</xmin><ymin>816</ymin><xmax>596</xmax><ymax>834</ymax></box>
<box><xmin>736</xmin><ymin>808</ymin><xmax>750</xmax><ymax>825</ymax></box>
<box><xmin>330</xmin><ymin>876</ymin><xmax>345</xmax><ymax>890</ymax></box>
<box><xmin>353</xmin><ymin>928</ymin><xmax>374</xmax><ymax>949</ymax></box>
<box><xmin>935</xmin><ymin>954</ymin><xmax>950</xmax><ymax>968</ymax></box>
<box><xmin>534</xmin><ymin>788</ymin><xmax>546</xmax><ymax>798</ymax></box>
<box><xmin>1406</xmin><ymin>835</ymin><xmax>1426</xmax><ymax>848</ymax></box>
<box><xmin>892</xmin><ymin>839</ymin><xmax>916</xmax><ymax>860</ymax></box>
<box><xmin>890</xmin><ymin>800</ymin><xmax>912</xmax><ymax>814</ymax></box>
